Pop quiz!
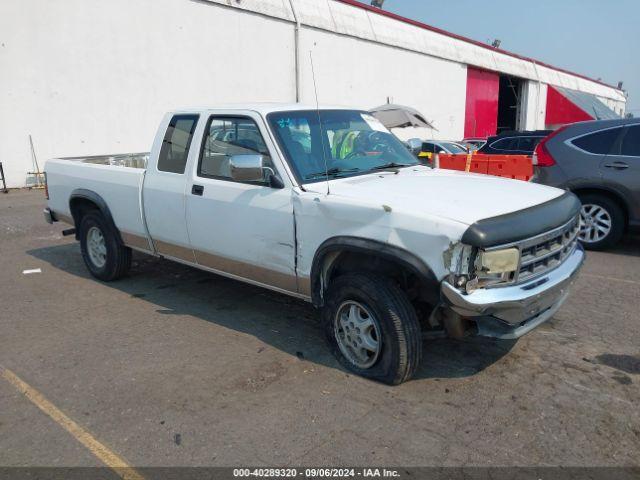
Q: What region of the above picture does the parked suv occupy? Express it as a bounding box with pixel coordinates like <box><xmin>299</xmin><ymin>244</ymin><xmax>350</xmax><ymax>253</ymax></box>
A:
<box><xmin>479</xmin><ymin>130</ymin><xmax>552</xmax><ymax>156</ymax></box>
<box><xmin>532</xmin><ymin>118</ymin><xmax>640</xmax><ymax>250</ymax></box>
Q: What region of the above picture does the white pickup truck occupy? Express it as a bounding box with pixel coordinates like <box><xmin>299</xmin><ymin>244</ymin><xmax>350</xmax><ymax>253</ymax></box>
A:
<box><xmin>45</xmin><ymin>104</ymin><xmax>584</xmax><ymax>384</ymax></box>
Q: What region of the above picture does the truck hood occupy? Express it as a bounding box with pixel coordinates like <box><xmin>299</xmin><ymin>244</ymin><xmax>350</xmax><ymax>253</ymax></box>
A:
<box><xmin>307</xmin><ymin>166</ymin><xmax>564</xmax><ymax>226</ymax></box>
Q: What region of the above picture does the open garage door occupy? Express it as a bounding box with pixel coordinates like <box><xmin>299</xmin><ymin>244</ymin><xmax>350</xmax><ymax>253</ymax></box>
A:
<box><xmin>497</xmin><ymin>75</ymin><xmax>523</xmax><ymax>133</ymax></box>
<box><xmin>546</xmin><ymin>85</ymin><xmax>620</xmax><ymax>129</ymax></box>
<box><xmin>465</xmin><ymin>68</ymin><xmax>526</xmax><ymax>138</ymax></box>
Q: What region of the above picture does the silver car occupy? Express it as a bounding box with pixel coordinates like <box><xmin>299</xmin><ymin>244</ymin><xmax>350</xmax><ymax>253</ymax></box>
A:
<box><xmin>532</xmin><ymin>117</ymin><xmax>640</xmax><ymax>250</ymax></box>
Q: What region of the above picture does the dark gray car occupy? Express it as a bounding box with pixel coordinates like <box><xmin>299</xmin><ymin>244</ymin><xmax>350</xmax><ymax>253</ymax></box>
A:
<box><xmin>532</xmin><ymin>117</ymin><xmax>640</xmax><ymax>250</ymax></box>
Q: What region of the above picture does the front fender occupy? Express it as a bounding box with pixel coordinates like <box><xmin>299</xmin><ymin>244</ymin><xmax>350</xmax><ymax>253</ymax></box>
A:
<box><xmin>309</xmin><ymin>236</ymin><xmax>439</xmax><ymax>306</ymax></box>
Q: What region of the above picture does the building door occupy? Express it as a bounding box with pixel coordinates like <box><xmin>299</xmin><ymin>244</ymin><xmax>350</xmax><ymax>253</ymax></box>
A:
<box><xmin>497</xmin><ymin>75</ymin><xmax>523</xmax><ymax>133</ymax></box>
<box><xmin>464</xmin><ymin>67</ymin><xmax>499</xmax><ymax>139</ymax></box>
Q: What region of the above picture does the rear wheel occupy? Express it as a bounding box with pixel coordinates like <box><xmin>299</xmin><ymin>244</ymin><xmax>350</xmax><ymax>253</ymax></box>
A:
<box><xmin>322</xmin><ymin>273</ymin><xmax>422</xmax><ymax>385</ymax></box>
<box><xmin>577</xmin><ymin>193</ymin><xmax>624</xmax><ymax>250</ymax></box>
<box><xmin>79</xmin><ymin>212</ymin><xmax>131</xmax><ymax>281</ymax></box>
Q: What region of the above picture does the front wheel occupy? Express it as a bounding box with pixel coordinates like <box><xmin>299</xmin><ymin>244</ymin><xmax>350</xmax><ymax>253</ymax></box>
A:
<box><xmin>577</xmin><ymin>194</ymin><xmax>624</xmax><ymax>250</ymax></box>
<box><xmin>79</xmin><ymin>212</ymin><xmax>131</xmax><ymax>281</ymax></box>
<box><xmin>322</xmin><ymin>273</ymin><xmax>422</xmax><ymax>385</ymax></box>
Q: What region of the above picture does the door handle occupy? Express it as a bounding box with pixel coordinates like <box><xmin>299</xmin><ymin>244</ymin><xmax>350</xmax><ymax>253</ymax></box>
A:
<box><xmin>604</xmin><ymin>162</ymin><xmax>629</xmax><ymax>170</ymax></box>
<box><xmin>191</xmin><ymin>184</ymin><xmax>204</xmax><ymax>196</ymax></box>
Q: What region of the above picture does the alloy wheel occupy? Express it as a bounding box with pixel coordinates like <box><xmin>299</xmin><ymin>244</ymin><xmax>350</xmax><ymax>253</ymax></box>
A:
<box><xmin>579</xmin><ymin>204</ymin><xmax>612</xmax><ymax>244</ymax></box>
<box><xmin>87</xmin><ymin>226</ymin><xmax>107</xmax><ymax>268</ymax></box>
<box><xmin>334</xmin><ymin>301</ymin><xmax>382</xmax><ymax>369</ymax></box>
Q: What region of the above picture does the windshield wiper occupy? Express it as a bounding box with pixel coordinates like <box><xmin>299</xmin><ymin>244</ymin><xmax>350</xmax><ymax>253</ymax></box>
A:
<box><xmin>370</xmin><ymin>162</ymin><xmax>414</xmax><ymax>172</ymax></box>
<box><xmin>304</xmin><ymin>167</ymin><xmax>360</xmax><ymax>180</ymax></box>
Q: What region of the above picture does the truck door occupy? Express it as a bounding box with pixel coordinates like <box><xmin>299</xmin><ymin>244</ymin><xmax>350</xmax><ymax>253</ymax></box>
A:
<box><xmin>185</xmin><ymin>112</ymin><xmax>297</xmax><ymax>293</ymax></box>
<box><xmin>144</xmin><ymin>114</ymin><xmax>200</xmax><ymax>262</ymax></box>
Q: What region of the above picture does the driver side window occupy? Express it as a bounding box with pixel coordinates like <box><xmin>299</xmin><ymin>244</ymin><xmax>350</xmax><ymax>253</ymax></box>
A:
<box><xmin>198</xmin><ymin>116</ymin><xmax>274</xmax><ymax>184</ymax></box>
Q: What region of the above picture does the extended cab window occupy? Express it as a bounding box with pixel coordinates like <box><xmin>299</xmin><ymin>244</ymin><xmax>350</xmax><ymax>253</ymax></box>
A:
<box><xmin>157</xmin><ymin>115</ymin><xmax>199</xmax><ymax>174</ymax></box>
<box><xmin>572</xmin><ymin>127</ymin><xmax>623</xmax><ymax>155</ymax></box>
<box><xmin>199</xmin><ymin>117</ymin><xmax>273</xmax><ymax>183</ymax></box>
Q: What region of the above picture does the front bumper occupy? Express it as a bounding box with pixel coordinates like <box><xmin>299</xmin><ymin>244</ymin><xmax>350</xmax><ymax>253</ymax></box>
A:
<box><xmin>441</xmin><ymin>244</ymin><xmax>585</xmax><ymax>339</ymax></box>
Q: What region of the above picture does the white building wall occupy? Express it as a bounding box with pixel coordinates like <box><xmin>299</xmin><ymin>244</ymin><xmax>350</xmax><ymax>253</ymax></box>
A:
<box><xmin>297</xmin><ymin>29</ymin><xmax>467</xmax><ymax>141</ymax></box>
<box><xmin>0</xmin><ymin>0</ymin><xmax>296</xmax><ymax>188</ymax></box>
<box><xmin>0</xmin><ymin>0</ymin><xmax>627</xmax><ymax>187</ymax></box>
<box><xmin>286</xmin><ymin>0</ymin><xmax>626</xmax><ymax>103</ymax></box>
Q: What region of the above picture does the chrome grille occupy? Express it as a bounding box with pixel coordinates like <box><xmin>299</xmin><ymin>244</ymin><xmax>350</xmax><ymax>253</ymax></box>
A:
<box><xmin>516</xmin><ymin>216</ymin><xmax>580</xmax><ymax>283</ymax></box>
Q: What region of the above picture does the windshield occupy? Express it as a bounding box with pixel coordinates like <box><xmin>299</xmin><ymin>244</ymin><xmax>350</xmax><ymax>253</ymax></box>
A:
<box><xmin>441</xmin><ymin>142</ymin><xmax>467</xmax><ymax>154</ymax></box>
<box><xmin>267</xmin><ymin>110</ymin><xmax>419</xmax><ymax>183</ymax></box>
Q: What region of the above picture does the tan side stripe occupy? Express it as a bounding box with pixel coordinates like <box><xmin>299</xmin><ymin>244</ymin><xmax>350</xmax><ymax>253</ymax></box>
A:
<box><xmin>120</xmin><ymin>231</ymin><xmax>152</xmax><ymax>252</ymax></box>
<box><xmin>1</xmin><ymin>367</ymin><xmax>145</xmax><ymax>480</ymax></box>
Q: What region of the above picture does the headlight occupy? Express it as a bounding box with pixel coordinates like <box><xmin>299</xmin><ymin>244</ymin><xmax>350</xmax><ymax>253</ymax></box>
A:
<box><xmin>468</xmin><ymin>247</ymin><xmax>520</xmax><ymax>291</ymax></box>
<box><xmin>478</xmin><ymin>248</ymin><xmax>520</xmax><ymax>274</ymax></box>
<box><xmin>447</xmin><ymin>244</ymin><xmax>520</xmax><ymax>293</ymax></box>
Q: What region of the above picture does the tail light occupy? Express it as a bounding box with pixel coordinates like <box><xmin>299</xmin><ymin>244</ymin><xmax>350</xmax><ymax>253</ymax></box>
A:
<box><xmin>532</xmin><ymin>125</ymin><xmax>569</xmax><ymax>167</ymax></box>
<box><xmin>44</xmin><ymin>171</ymin><xmax>49</xmax><ymax>200</ymax></box>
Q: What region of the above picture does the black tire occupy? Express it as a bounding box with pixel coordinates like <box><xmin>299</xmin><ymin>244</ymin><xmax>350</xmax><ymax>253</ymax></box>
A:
<box><xmin>79</xmin><ymin>211</ymin><xmax>131</xmax><ymax>281</ymax></box>
<box><xmin>577</xmin><ymin>193</ymin><xmax>625</xmax><ymax>251</ymax></box>
<box><xmin>322</xmin><ymin>273</ymin><xmax>422</xmax><ymax>385</ymax></box>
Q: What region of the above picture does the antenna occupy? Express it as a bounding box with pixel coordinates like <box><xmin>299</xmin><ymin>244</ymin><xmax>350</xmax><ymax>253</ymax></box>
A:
<box><xmin>309</xmin><ymin>50</ymin><xmax>331</xmax><ymax>195</ymax></box>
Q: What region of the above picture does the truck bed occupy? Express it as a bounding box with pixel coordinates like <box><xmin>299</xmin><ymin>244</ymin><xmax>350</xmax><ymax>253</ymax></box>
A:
<box><xmin>58</xmin><ymin>152</ymin><xmax>149</xmax><ymax>169</ymax></box>
<box><xmin>45</xmin><ymin>153</ymin><xmax>151</xmax><ymax>248</ymax></box>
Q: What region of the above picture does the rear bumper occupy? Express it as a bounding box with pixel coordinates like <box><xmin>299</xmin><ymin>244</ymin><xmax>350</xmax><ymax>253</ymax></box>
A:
<box><xmin>43</xmin><ymin>207</ymin><xmax>57</xmax><ymax>224</ymax></box>
<box><xmin>441</xmin><ymin>244</ymin><xmax>585</xmax><ymax>339</ymax></box>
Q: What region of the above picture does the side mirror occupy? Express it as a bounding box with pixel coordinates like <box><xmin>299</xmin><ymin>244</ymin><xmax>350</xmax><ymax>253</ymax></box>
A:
<box><xmin>228</xmin><ymin>154</ymin><xmax>284</xmax><ymax>188</ymax></box>
<box><xmin>229</xmin><ymin>154</ymin><xmax>267</xmax><ymax>183</ymax></box>
<box><xmin>406</xmin><ymin>138</ymin><xmax>423</xmax><ymax>156</ymax></box>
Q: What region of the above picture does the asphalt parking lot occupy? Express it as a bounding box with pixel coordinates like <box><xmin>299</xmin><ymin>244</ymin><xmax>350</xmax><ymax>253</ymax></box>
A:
<box><xmin>1</xmin><ymin>189</ymin><xmax>639</xmax><ymax>468</ymax></box>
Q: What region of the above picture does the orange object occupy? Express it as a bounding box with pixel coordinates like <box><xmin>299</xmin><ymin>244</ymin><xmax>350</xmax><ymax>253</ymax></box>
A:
<box><xmin>438</xmin><ymin>153</ymin><xmax>532</xmax><ymax>181</ymax></box>
<box><xmin>438</xmin><ymin>154</ymin><xmax>467</xmax><ymax>171</ymax></box>
<box><xmin>468</xmin><ymin>156</ymin><xmax>489</xmax><ymax>175</ymax></box>
<box><xmin>486</xmin><ymin>155</ymin><xmax>533</xmax><ymax>181</ymax></box>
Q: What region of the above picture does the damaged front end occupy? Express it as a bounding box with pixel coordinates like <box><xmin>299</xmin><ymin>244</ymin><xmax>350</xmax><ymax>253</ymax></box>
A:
<box><xmin>443</xmin><ymin>242</ymin><xmax>524</xmax><ymax>294</ymax></box>
<box><xmin>438</xmin><ymin>232</ymin><xmax>585</xmax><ymax>340</ymax></box>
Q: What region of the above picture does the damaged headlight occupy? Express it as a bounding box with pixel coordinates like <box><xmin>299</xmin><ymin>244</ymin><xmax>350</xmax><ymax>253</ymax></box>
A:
<box><xmin>448</xmin><ymin>244</ymin><xmax>520</xmax><ymax>293</ymax></box>
<box><xmin>469</xmin><ymin>247</ymin><xmax>520</xmax><ymax>291</ymax></box>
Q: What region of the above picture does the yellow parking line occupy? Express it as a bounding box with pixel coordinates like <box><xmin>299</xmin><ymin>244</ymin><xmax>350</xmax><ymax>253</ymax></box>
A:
<box><xmin>1</xmin><ymin>367</ymin><xmax>145</xmax><ymax>480</ymax></box>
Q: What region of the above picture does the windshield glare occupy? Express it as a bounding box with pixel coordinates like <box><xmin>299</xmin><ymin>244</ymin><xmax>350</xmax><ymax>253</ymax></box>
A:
<box><xmin>267</xmin><ymin>110</ymin><xmax>419</xmax><ymax>183</ymax></box>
